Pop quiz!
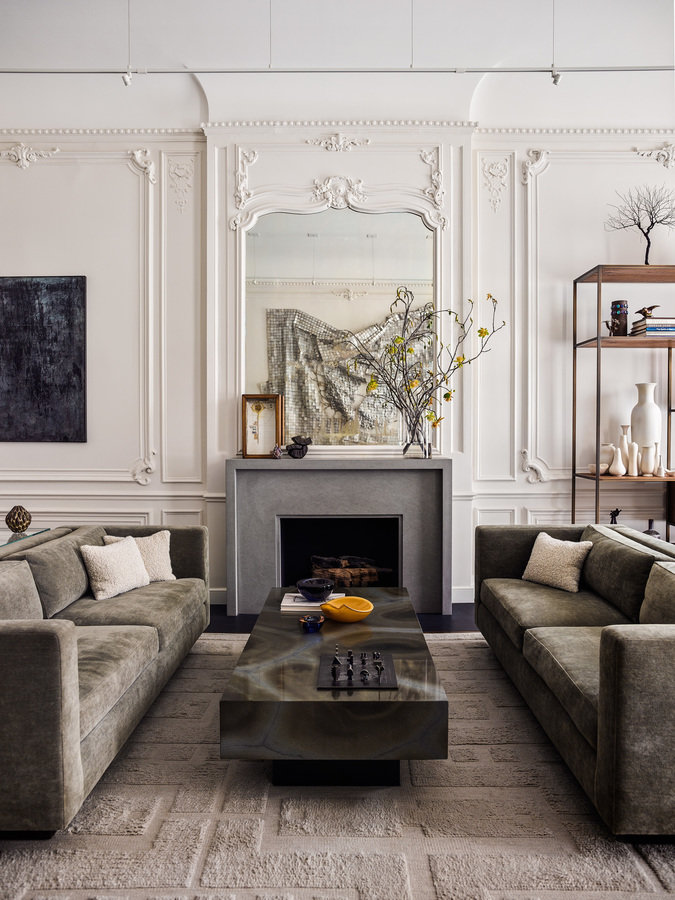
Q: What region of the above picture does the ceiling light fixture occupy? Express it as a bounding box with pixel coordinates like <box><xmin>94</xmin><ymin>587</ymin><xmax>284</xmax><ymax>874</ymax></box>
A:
<box><xmin>551</xmin><ymin>0</ymin><xmax>561</xmax><ymax>85</ymax></box>
<box><xmin>122</xmin><ymin>0</ymin><xmax>133</xmax><ymax>87</ymax></box>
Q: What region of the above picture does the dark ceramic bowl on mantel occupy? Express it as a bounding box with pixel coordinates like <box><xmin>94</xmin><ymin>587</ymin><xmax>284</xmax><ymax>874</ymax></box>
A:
<box><xmin>296</xmin><ymin>577</ymin><xmax>334</xmax><ymax>602</ymax></box>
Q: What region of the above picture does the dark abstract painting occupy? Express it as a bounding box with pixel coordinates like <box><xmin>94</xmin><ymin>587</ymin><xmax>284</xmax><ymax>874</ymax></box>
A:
<box><xmin>0</xmin><ymin>276</ymin><xmax>86</xmax><ymax>442</ymax></box>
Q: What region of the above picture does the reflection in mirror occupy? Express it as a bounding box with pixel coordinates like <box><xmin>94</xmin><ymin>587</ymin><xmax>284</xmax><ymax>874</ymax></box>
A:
<box><xmin>245</xmin><ymin>209</ymin><xmax>434</xmax><ymax>447</ymax></box>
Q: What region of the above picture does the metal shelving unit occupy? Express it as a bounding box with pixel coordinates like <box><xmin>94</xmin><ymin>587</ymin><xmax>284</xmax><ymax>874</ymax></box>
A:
<box><xmin>572</xmin><ymin>264</ymin><xmax>675</xmax><ymax>540</ymax></box>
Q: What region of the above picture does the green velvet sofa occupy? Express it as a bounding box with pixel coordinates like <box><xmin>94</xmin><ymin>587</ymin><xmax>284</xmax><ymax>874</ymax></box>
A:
<box><xmin>475</xmin><ymin>523</ymin><xmax>675</xmax><ymax>837</ymax></box>
<box><xmin>0</xmin><ymin>524</ymin><xmax>209</xmax><ymax>833</ymax></box>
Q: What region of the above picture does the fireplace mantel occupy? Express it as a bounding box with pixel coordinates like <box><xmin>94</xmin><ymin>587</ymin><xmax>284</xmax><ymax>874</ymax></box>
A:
<box><xmin>225</xmin><ymin>457</ymin><xmax>452</xmax><ymax>615</ymax></box>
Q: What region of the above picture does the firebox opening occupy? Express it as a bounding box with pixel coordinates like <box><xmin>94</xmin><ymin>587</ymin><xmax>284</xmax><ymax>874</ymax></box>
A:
<box><xmin>279</xmin><ymin>516</ymin><xmax>401</xmax><ymax>590</ymax></box>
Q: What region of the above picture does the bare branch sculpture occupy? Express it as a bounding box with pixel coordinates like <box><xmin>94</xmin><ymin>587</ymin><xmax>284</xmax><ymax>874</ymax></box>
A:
<box><xmin>605</xmin><ymin>184</ymin><xmax>675</xmax><ymax>265</ymax></box>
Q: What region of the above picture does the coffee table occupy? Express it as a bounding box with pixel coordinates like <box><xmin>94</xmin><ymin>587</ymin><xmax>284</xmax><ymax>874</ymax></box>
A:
<box><xmin>219</xmin><ymin>586</ymin><xmax>448</xmax><ymax>785</ymax></box>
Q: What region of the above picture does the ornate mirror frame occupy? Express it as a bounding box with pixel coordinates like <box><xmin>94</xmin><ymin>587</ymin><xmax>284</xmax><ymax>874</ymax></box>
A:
<box><xmin>213</xmin><ymin>123</ymin><xmax>466</xmax><ymax>458</ymax></box>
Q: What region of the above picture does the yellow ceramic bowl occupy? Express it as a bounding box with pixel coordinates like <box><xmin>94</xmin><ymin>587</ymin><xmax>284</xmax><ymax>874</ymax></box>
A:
<box><xmin>320</xmin><ymin>596</ymin><xmax>374</xmax><ymax>623</ymax></box>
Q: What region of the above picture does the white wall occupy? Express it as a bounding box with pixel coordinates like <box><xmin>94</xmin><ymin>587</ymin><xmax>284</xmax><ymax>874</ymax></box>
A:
<box><xmin>1</xmin><ymin>1</ymin><xmax>674</xmax><ymax>607</ymax></box>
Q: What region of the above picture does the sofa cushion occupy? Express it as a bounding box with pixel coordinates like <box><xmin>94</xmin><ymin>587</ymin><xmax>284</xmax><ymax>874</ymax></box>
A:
<box><xmin>640</xmin><ymin>561</ymin><xmax>675</xmax><ymax>624</ymax></box>
<box><xmin>612</xmin><ymin>526</ymin><xmax>675</xmax><ymax>559</ymax></box>
<box><xmin>103</xmin><ymin>530</ymin><xmax>175</xmax><ymax>583</ymax></box>
<box><xmin>0</xmin><ymin>526</ymin><xmax>72</xmax><ymax>561</ymax></box>
<box><xmin>581</xmin><ymin>524</ymin><xmax>670</xmax><ymax>621</ymax></box>
<box><xmin>81</xmin><ymin>537</ymin><xmax>150</xmax><ymax>601</ymax></box>
<box><xmin>75</xmin><ymin>624</ymin><xmax>159</xmax><ymax>740</ymax></box>
<box><xmin>0</xmin><ymin>560</ymin><xmax>43</xmax><ymax>619</ymax></box>
<box><xmin>523</xmin><ymin>626</ymin><xmax>602</xmax><ymax>749</ymax></box>
<box><xmin>11</xmin><ymin>526</ymin><xmax>106</xmax><ymax>617</ymax></box>
<box><xmin>480</xmin><ymin>577</ymin><xmax>629</xmax><ymax>650</ymax></box>
<box><xmin>522</xmin><ymin>532</ymin><xmax>593</xmax><ymax>592</ymax></box>
<box><xmin>55</xmin><ymin>577</ymin><xmax>207</xmax><ymax>649</ymax></box>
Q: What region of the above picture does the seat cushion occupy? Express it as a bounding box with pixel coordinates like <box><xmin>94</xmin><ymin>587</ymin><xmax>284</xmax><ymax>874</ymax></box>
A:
<box><xmin>581</xmin><ymin>524</ymin><xmax>671</xmax><ymax>622</ymax></box>
<box><xmin>56</xmin><ymin>578</ymin><xmax>207</xmax><ymax>649</ymax></box>
<box><xmin>480</xmin><ymin>577</ymin><xmax>629</xmax><ymax>650</ymax></box>
<box><xmin>640</xmin><ymin>561</ymin><xmax>675</xmax><ymax>624</ymax></box>
<box><xmin>0</xmin><ymin>560</ymin><xmax>43</xmax><ymax>619</ymax></box>
<box><xmin>76</xmin><ymin>625</ymin><xmax>159</xmax><ymax>739</ymax></box>
<box><xmin>10</xmin><ymin>526</ymin><xmax>106</xmax><ymax>617</ymax></box>
<box><xmin>523</xmin><ymin>626</ymin><xmax>602</xmax><ymax>749</ymax></box>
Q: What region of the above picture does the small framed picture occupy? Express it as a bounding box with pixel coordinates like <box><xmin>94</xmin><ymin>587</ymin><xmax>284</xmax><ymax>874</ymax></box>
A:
<box><xmin>242</xmin><ymin>394</ymin><xmax>284</xmax><ymax>458</ymax></box>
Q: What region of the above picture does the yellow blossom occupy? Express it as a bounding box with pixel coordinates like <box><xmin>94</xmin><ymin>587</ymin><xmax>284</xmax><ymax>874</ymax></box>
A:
<box><xmin>456</xmin><ymin>356</ymin><xmax>465</xmax><ymax>368</ymax></box>
<box><xmin>366</xmin><ymin>377</ymin><xmax>378</xmax><ymax>392</ymax></box>
<box><xmin>478</xmin><ymin>327</ymin><xmax>489</xmax><ymax>338</ymax></box>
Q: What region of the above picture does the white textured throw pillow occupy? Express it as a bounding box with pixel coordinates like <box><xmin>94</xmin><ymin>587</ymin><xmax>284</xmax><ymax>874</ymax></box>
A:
<box><xmin>522</xmin><ymin>532</ymin><xmax>593</xmax><ymax>593</ymax></box>
<box><xmin>81</xmin><ymin>536</ymin><xmax>150</xmax><ymax>600</ymax></box>
<box><xmin>103</xmin><ymin>530</ymin><xmax>175</xmax><ymax>583</ymax></box>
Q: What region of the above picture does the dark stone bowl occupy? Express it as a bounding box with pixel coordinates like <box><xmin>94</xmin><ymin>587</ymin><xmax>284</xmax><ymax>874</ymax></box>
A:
<box><xmin>296</xmin><ymin>577</ymin><xmax>334</xmax><ymax>602</ymax></box>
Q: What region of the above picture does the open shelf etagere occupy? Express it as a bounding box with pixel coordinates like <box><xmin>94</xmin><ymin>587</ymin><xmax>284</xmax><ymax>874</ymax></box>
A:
<box><xmin>572</xmin><ymin>264</ymin><xmax>675</xmax><ymax>541</ymax></box>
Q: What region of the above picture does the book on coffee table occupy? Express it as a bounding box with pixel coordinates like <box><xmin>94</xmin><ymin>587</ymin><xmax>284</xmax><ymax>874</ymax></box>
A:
<box><xmin>280</xmin><ymin>591</ymin><xmax>345</xmax><ymax>613</ymax></box>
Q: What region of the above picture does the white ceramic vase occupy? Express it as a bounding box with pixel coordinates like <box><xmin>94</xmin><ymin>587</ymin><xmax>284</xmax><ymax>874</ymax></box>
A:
<box><xmin>640</xmin><ymin>444</ymin><xmax>656</xmax><ymax>476</ymax></box>
<box><xmin>627</xmin><ymin>441</ymin><xmax>639</xmax><ymax>476</ymax></box>
<box><xmin>630</xmin><ymin>383</ymin><xmax>662</xmax><ymax>453</ymax></box>
<box><xmin>619</xmin><ymin>425</ymin><xmax>630</xmax><ymax>468</ymax></box>
<box><xmin>609</xmin><ymin>445</ymin><xmax>626</xmax><ymax>476</ymax></box>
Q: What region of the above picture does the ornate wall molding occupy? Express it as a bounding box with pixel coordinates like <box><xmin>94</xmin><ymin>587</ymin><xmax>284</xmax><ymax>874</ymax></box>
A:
<box><xmin>478</xmin><ymin>127</ymin><xmax>675</xmax><ymax>135</ymax></box>
<box><xmin>420</xmin><ymin>148</ymin><xmax>444</xmax><ymax>210</ymax></box>
<box><xmin>312</xmin><ymin>174</ymin><xmax>367</xmax><ymax>208</ymax></box>
<box><xmin>0</xmin><ymin>128</ymin><xmax>198</xmax><ymax>136</ymax></box>
<box><xmin>332</xmin><ymin>288</ymin><xmax>368</xmax><ymax>301</ymax></box>
<box><xmin>167</xmin><ymin>156</ymin><xmax>195</xmax><ymax>212</ymax></box>
<box><xmin>306</xmin><ymin>132</ymin><xmax>371</xmax><ymax>152</ymax></box>
<box><xmin>521</xmin><ymin>149</ymin><xmax>549</xmax><ymax>185</ymax></box>
<box><xmin>521</xmin><ymin>449</ymin><xmax>547</xmax><ymax>483</ymax></box>
<box><xmin>0</xmin><ymin>142</ymin><xmax>60</xmax><ymax>168</ymax></box>
<box><xmin>636</xmin><ymin>142</ymin><xmax>675</xmax><ymax>168</ymax></box>
<box><xmin>129</xmin><ymin>148</ymin><xmax>157</xmax><ymax>183</ymax></box>
<box><xmin>481</xmin><ymin>157</ymin><xmax>509</xmax><ymax>212</ymax></box>
<box><xmin>234</xmin><ymin>147</ymin><xmax>258</xmax><ymax>209</ymax></box>
<box><xmin>204</xmin><ymin>119</ymin><xmax>476</xmax><ymax>129</ymax></box>
<box><xmin>130</xmin><ymin>451</ymin><xmax>157</xmax><ymax>486</ymax></box>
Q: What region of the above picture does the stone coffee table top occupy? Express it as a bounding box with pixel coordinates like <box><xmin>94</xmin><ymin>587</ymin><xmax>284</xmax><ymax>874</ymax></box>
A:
<box><xmin>220</xmin><ymin>586</ymin><xmax>448</xmax><ymax>762</ymax></box>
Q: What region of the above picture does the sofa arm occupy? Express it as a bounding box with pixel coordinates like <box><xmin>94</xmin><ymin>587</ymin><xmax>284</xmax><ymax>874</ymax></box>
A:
<box><xmin>474</xmin><ymin>525</ymin><xmax>586</xmax><ymax>602</ymax></box>
<box><xmin>102</xmin><ymin>525</ymin><xmax>209</xmax><ymax>586</ymax></box>
<box><xmin>596</xmin><ymin>624</ymin><xmax>675</xmax><ymax>835</ymax></box>
<box><xmin>0</xmin><ymin>619</ymin><xmax>84</xmax><ymax>831</ymax></box>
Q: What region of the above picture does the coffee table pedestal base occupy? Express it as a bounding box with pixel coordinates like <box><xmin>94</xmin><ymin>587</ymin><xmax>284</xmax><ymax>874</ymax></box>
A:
<box><xmin>272</xmin><ymin>759</ymin><xmax>400</xmax><ymax>786</ymax></box>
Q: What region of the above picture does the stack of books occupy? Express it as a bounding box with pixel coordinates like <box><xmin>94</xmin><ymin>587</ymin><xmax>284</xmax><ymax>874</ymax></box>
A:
<box><xmin>280</xmin><ymin>591</ymin><xmax>345</xmax><ymax>613</ymax></box>
<box><xmin>631</xmin><ymin>315</ymin><xmax>675</xmax><ymax>336</ymax></box>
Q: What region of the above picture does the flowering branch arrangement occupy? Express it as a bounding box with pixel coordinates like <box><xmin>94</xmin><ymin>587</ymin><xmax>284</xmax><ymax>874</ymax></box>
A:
<box><xmin>343</xmin><ymin>286</ymin><xmax>505</xmax><ymax>455</ymax></box>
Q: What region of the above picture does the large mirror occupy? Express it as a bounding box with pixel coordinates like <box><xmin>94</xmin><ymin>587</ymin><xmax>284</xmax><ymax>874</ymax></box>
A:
<box><xmin>244</xmin><ymin>209</ymin><xmax>434</xmax><ymax>448</ymax></box>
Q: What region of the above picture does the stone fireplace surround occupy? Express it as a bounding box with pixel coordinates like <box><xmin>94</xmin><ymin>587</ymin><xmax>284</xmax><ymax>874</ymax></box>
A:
<box><xmin>225</xmin><ymin>457</ymin><xmax>452</xmax><ymax>615</ymax></box>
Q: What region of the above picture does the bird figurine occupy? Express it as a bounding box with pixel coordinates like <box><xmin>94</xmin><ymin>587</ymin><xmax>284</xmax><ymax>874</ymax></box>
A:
<box><xmin>635</xmin><ymin>305</ymin><xmax>660</xmax><ymax>318</ymax></box>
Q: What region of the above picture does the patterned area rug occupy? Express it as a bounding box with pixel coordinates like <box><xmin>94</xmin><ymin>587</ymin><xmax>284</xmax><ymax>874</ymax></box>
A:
<box><xmin>1</xmin><ymin>632</ymin><xmax>673</xmax><ymax>900</ymax></box>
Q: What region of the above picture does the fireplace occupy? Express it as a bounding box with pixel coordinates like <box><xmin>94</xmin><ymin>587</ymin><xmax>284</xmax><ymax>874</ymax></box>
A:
<box><xmin>279</xmin><ymin>515</ymin><xmax>401</xmax><ymax>588</ymax></box>
<box><xmin>225</xmin><ymin>457</ymin><xmax>452</xmax><ymax>614</ymax></box>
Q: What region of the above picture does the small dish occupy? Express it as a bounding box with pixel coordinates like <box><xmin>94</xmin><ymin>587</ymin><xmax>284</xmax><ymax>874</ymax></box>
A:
<box><xmin>320</xmin><ymin>595</ymin><xmax>374</xmax><ymax>623</ymax></box>
<box><xmin>588</xmin><ymin>463</ymin><xmax>609</xmax><ymax>475</ymax></box>
<box><xmin>296</xmin><ymin>577</ymin><xmax>334</xmax><ymax>602</ymax></box>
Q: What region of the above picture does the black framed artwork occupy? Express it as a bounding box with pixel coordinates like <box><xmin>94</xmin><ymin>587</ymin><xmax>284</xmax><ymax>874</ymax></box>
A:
<box><xmin>0</xmin><ymin>276</ymin><xmax>87</xmax><ymax>442</ymax></box>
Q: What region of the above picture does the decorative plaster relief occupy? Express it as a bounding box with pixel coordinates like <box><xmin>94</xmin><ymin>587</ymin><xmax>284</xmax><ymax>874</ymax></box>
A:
<box><xmin>235</xmin><ymin>148</ymin><xmax>258</xmax><ymax>208</ymax></box>
<box><xmin>482</xmin><ymin>157</ymin><xmax>509</xmax><ymax>212</ymax></box>
<box><xmin>521</xmin><ymin>149</ymin><xmax>549</xmax><ymax>185</ymax></box>
<box><xmin>167</xmin><ymin>157</ymin><xmax>195</xmax><ymax>213</ymax></box>
<box><xmin>420</xmin><ymin>148</ymin><xmax>444</xmax><ymax>209</ymax></box>
<box><xmin>312</xmin><ymin>175</ymin><xmax>367</xmax><ymax>208</ymax></box>
<box><xmin>129</xmin><ymin>148</ymin><xmax>157</xmax><ymax>183</ymax></box>
<box><xmin>0</xmin><ymin>142</ymin><xmax>60</xmax><ymax>168</ymax></box>
<box><xmin>306</xmin><ymin>133</ymin><xmax>371</xmax><ymax>152</ymax></box>
<box><xmin>130</xmin><ymin>451</ymin><xmax>157</xmax><ymax>486</ymax></box>
<box><xmin>521</xmin><ymin>449</ymin><xmax>547</xmax><ymax>483</ymax></box>
<box><xmin>636</xmin><ymin>142</ymin><xmax>675</xmax><ymax>169</ymax></box>
<box><xmin>332</xmin><ymin>288</ymin><xmax>368</xmax><ymax>301</ymax></box>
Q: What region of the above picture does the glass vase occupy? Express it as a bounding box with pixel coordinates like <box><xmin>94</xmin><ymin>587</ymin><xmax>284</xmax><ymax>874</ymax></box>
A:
<box><xmin>401</xmin><ymin>415</ymin><xmax>432</xmax><ymax>458</ymax></box>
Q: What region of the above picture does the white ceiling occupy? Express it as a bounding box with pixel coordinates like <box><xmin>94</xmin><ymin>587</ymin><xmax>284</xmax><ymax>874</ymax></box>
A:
<box><xmin>2</xmin><ymin>0</ymin><xmax>673</xmax><ymax>74</ymax></box>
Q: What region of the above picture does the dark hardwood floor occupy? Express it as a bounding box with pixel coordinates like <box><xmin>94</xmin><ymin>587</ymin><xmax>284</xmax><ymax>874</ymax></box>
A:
<box><xmin>206</xmin><ymin>602</ymin><xmax>478</xmax><ymax>634</ymax></box>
